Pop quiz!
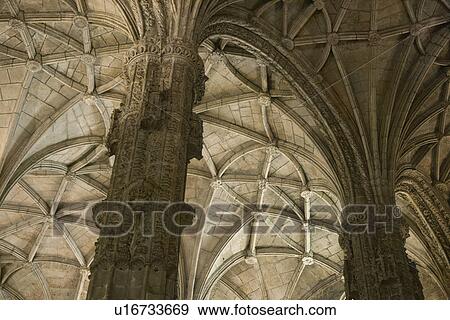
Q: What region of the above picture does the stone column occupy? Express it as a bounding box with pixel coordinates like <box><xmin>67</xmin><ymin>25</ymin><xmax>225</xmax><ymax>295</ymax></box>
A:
<box><xmin>87</xmin><ymin>38</ymin><xmax>205</xmax><ymax>300</ymax></box>
<box><xmin>339</xmin><ymin>199</ymin><xmax>424</xmax><ymax>300</ymax></box>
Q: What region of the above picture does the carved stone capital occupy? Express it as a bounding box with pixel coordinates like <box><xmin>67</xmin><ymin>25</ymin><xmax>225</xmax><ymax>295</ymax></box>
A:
<box><xmin>254</xmin><ymin>211</ymin><xmax>266</xmax><ymax>222</ymax></box>
<box><xmin>258</xmin><ymin>93</ymin><xmax>272</xmax><ymax>108</ymax></box>
<box><xmin>211</xmin><ymin>178</ymin><xmax>223</xmax><ymax>190</ymax></box>
<box><xmin>65</xmin><ymin>171</ymin><xmax>77</xmax><ymax>182</ymax></box>
<box><xmin>162</xmin><ymin>40</ymin><xmax>199</xmax><ymax>65</ymax></box>
<box><xmin>83</xmin><ymin>94</ymin><xmax>97</xmax><ymax>106</ymax></box>
<box><xmin>327</xmin><ymin>32</ymin><xmax>339</xmax><ymax>46</ymax></box>
<box><xmin>209</xmin><ymin>50</ymin><xmax>225</xmax><ymax>65</ymax></box>
<box><xmin>26</xmin><ymin>60</ymin><xmax>42</xmax><ymax>73</ymax></box>
<box><xmin>435</xmin><ymin>182</ymin><xmax>448</xmax><ymax>195</ymax></box>
<box><xmin>245</xmin><ymin>256</ymin><xmax>258</xmax><ymax>265</ymax></box>
<box><xmin>73</xmin><ymin>15</ymin><xmax>89</xmax><ymax>29</ymax></box>
<box><xmin>162</xmin><ymin>40</ymin><xmax>206</xmax><ymax>103</ymax></box>
<box><xmin>282</xmin><ymin>38</ymin><xmax>295</xmax><ymax>51</ymax></box>
<box><xmin>125</xmin><ymin>38</ymin><xmax>162</xmax><ymax>67</ymax></box>
<box><xmin>125</xmin><ymin>38</ymin><xmax>206</xmax><ymax>105</ymax></box>
<box><xmin>311</xmin><ymin>73</ymin><xmax>323</xmax><ymax>84</ymax></box>
<box><xmin>368</xmin><ymin>31</ymin><xmax>382</xmax><ymax>46</ymax></box>
<box><xmin>8</xmin><ymin>18</ymin><xmax>26</xmax><ymax>31</ymax></box>
<box><xmin>313</xmin><ymin>0</ymin><xmax>325</xmax><ymax>10</ymax></box>
<box><xmin>410</xmin><ymin>23</ymin><xmax>423</xmax><ymax>37</ymax></box>
<box><xmin>245</xmin><ymin>251</ymin><xmax>258</xmax><ymax>265</ymax></box>
<box><xmin>258</xmin><ymin>179</ymin><xmax>269</xmax><ymax>191</ymax></box>
<box><xmin>81</xmin><ymin>53</ymin><xmax>96</xmax><ymax>65</ymax></box>
<box><xmin>302</xmin><ymin>251</ymin><xmax>314</xmax><ymax>265</ymax></box>
<box><xmin>301</xmin><ymin>189</ymin><xmax>314</xmax><ymax>199</ymax></box>
<box><xmin>266</xmin><ymin>144</ymin><xmax>280</xmax><ymax>157</ymax></box>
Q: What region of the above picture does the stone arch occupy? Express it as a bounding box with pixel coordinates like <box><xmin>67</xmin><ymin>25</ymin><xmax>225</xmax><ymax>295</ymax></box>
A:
<box><xmin>396</xmin><ymin>170</ymin><xmax>450</xmax><ymax>293</ymax></box>
<box><xmin>198</xmin><ymin>18</ymin><xmax>373</xmax><ymax>204</ymax></box>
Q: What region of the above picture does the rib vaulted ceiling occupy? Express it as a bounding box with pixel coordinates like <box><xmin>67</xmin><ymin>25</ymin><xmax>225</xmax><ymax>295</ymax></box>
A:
<box><xmin>0</xmin><ymin>0</ymin><xmax>448</xmax><ymax>300</ymax></box>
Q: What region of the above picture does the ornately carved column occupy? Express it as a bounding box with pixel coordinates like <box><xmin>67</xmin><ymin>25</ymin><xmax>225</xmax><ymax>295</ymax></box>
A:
<box><xmin>339</xmin><ymin>197</ymin><xmax>424</xmax><ymax>300</ymax></box>
<box><xmin>87</xmin><ymin>38</ymin><xmax>205</xmax><ymax>299</ymax></box>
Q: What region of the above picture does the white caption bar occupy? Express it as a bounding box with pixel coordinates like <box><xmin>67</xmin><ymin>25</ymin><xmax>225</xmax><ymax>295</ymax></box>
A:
<box><xmin>0</xmin><ymin>300</ymin><xmax>447</xmax><ymax>320</ymax></box>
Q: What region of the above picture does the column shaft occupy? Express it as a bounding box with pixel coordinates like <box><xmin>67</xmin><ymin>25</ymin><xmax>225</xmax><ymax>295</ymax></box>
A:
<box><xmin>87</xmin><ymin>39</ymin><xmax>204</xmax><ymax>300</ymax></box>
<box><xmin>340</xmin><ymin>203</ymin><xmax>424</xmax><ymax>299</ymax></box>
